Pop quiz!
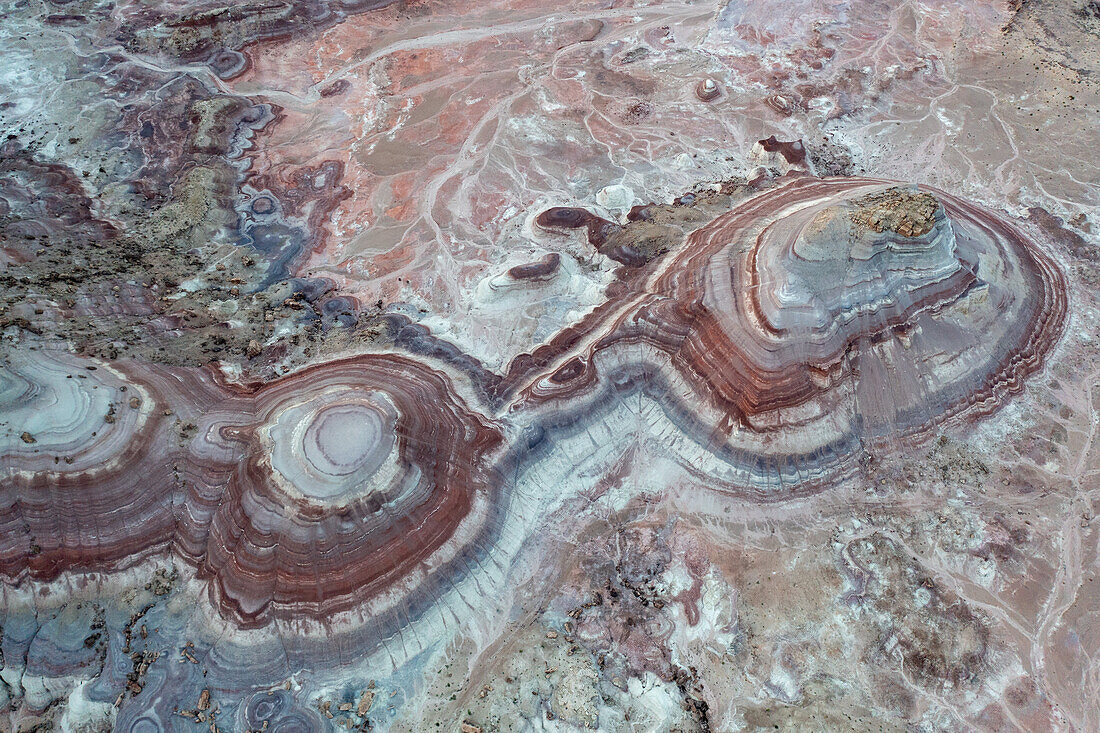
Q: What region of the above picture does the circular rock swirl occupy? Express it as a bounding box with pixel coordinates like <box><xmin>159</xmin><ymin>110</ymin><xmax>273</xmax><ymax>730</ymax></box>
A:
<box><xmin>0</xmin><ymin>351</ymin><xmax>173</xmax><ymax>580</ymax></box>
<box><xmin>528</xmin><ymin>177</ymin><xmax>1067</xmax><ymax>495</ymax></box>
<box><xmin>0</xmin><ymin>350</ymin><xmax>504</xmax><ymax>631</ymax></box>
<box><xmin>265</xmin><ymin>389</ymin><xmax>398</xmax><ymax>503</ymax></box>
<box><xmin>189</xmin><ymin>354</ymin><xmax>504</xmax><ymax>626</ymax></box>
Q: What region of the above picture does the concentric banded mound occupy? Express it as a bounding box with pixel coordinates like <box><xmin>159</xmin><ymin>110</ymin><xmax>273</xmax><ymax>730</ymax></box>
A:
<box><xmin>188</xmin><ymin>354</ymin><xmax>504</xmax><ymax>626</ymax></box>
<box><xmin>263</xmin><ymin>388</ymin><xmax>399</xmax><ymax>504</ymax></box>
<box><xmin>0</xmin><ymin>350</ymin><xmax>505</xmax><ymax>631</ymax></box>
<box><xmin>529</xmin><ymin>177</ymin><xmax>1067</xmax><ymax>494</ymax></box>
<box><xmin>0</xmin><ymin>351</ymin><xmax>173</xmax><ymax>579</ymax></box>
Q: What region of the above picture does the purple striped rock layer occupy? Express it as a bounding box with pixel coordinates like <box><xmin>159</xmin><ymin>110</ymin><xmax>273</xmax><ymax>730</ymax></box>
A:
<box><xmin>522</xmin><ymin>176</ymin><xmax>1067</xmax><ymax>495</ymax></box>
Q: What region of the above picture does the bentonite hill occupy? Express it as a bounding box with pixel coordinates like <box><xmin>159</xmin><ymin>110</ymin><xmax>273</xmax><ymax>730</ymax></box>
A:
<box><xmin>1</xmin><ymin>1</ymin><xmax>1098</xmax><ymax>731</ymax></box>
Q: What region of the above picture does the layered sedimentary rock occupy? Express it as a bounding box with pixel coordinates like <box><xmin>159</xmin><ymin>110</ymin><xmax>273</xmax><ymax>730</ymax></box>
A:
<box><xmin>120</xmin><ymin>0</ymin><xmax>405</xmax><ymax>80</ymax></box>
<box><xmin>0</xmin><ymin>350</ymin><xmax>175</xmax><ymax>580</ymax></box>
<box><xmin>184</xmin><ymin>354</ymin><xmax>504</xmax><ymax>626</ymax></box>
<box><xmin>0</xmin><ymin>175</ymin><xmax>1067</xmax><ymax>676</ymax></box>
<box><xmin>0</xmin><ymin>351</ymin><xmax>504</xmax><ymax>629</ymax></box>
<box><xmin>522</xmin><ymin>176</ymin><xmax>1067</xmax><ymax>495</ymax></box>
<box><xmin>2</xmin><ymin>0</ymin><xmax>1098</xmax><ymax>726</ymax></box>
<box><xmin>507</xmin><ymin>253</ymin><xmax>562</xmax><ymax>282</ymax></box>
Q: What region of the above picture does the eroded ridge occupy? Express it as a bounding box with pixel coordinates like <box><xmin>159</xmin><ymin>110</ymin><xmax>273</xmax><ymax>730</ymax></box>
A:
<box><xmin>522</xmin><ymin>176</ymin><xmax>1068</xmax><ymax>496</ymax></box>
<box><xmin>0</xmin><ymin>351</ymin><xmax>505</xmax><ymax>628</ymax></box>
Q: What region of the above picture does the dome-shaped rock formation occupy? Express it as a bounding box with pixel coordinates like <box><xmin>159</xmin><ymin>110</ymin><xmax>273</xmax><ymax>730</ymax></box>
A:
<box><xmin>523</xmin><ymin>177</ymin><xmax>1067</xmax><ymax>496</ymax></box>
<box><xmin>0</xmin><ymin>351</ymin><xmax>505</xmax><ymax>629</ymax></box>
<box><xmin>183</xmin><ymin>355</ymin><xmax>505</xmax><ymax>626</ymax></box>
